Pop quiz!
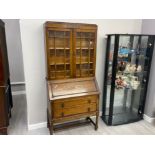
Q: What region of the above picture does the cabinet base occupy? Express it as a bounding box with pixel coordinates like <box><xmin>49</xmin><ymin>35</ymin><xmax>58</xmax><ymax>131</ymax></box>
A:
<box><xmin>0</xmin><ymin>127</ymin><xmax>8</xmax><ymax>135</ymax></box>
<box><xmin>47</xmin><ymin>111</ymin><xmax>98</xmax><ymax>135</ymax></box>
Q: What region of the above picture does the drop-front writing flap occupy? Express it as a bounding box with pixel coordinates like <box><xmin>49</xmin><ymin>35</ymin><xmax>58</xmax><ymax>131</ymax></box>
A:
<box><xmin>48</xmin><ymin>77</ymin><xmax>99</xmax><ymax>99</ymax></box>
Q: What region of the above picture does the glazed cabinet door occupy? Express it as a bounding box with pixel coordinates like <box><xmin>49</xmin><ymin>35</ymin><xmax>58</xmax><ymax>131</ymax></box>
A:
<box><xmin>46</xmin><ymin>28</ymin><xmax>73</xmax><ymax>80</ymax></box>
<box><xmin>73</xmin><ymin>29</ymin><xmax>97</xmax><ymax>78</ymax></box>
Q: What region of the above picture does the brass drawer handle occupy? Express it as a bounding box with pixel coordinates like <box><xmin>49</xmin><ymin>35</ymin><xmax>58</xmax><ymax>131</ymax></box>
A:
<box><xmin>61</xmin><ymin>103</ymin><xmax>64</xmax><ymax>108</ymax></box>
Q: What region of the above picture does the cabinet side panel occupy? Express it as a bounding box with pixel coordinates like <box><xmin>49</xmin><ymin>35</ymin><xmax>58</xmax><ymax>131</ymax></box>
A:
<box><xmin>0</xmin><ymin>87</ymin><xmax>7</xmax><ymax>128</ymax></box>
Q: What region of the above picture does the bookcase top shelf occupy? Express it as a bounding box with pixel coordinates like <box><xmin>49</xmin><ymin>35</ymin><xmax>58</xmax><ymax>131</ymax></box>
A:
<box><xmin>45</xmin><ymin>21</ymin><xmax>97</xmax><ymax>30</ymax></box>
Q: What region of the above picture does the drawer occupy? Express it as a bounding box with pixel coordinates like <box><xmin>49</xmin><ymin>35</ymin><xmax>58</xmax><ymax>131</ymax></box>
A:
<box><xmin>53</xmin><ymin>95</ymin><xmax>97</xmax><ymax>110</ymax></box>
<box><xmin>63</xmin><ymin>104</ymin><xmax>96</xmax><ymax>117</ymax></box>
<box><xmin>53</xmin><ymin>103</ymin><xmax>96</xmax><ymax>118</ymax></box>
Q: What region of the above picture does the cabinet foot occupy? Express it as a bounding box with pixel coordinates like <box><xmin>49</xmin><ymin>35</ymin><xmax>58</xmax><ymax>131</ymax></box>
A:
<box><xmin>95</xmin><ymin>113</ymin><xmax>99</xmax><ymax>130</ymax></box>
<box><xmin>47</xmin><ymin>114</ymin><xmax>50</xmax><ymax>128</ymax></box>
<box><xmin>95</xmin><ymin>125</ymin><xmax>98</xmax><ymax>130</ymax></box>
<box><xmin>49</xmin><ymin>122</ymin><xmax>54</xmax><ymax>135</ymax></box>
<box><xmin>0</xmin><ymin>128</ymin><xmax>8</xmax><ymax>135</ymax></box>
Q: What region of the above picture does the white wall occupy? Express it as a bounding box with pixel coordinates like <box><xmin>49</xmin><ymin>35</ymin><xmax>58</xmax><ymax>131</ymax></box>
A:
<box><xmin>141</xmin><ymin>19</ymin><xmax>155</xmax><ymax>118</ymax></box>
<box><xmin>3</xmin><ymin>19</ymin><xmax>25</xmax><ymax>83</ymax></box>
<box><xmin>19</xmin><ymin>19</ymin><xmax>142</xmax><ymax>126</ymax></box>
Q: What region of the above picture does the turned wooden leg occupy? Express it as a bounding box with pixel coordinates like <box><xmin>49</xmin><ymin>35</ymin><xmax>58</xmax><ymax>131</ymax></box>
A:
<box><xmin>47</xmin><ymin>110</ymin><xmax>49</xmax><ymax>128</ymax></box>
<box><xmin>95</xmin><ymin>113</ymin><xmax>99</xmax><ymax>130</ymax></box>
<box><xmin>86</xmin><ymin>117</ymin><xmax>89</xmax><ymax>121</ymax></box>
<box><xmin>49</xmin><ymin>121</ymin><xmax>53</xmax><ymax>135</ymax></box>
<box><xmin>95</xmin><ymin>97</ymin><xmax>99</xmax><ymax>131</ymax></box>
<box><xmin>9</xmin><ymin>110</ymin><xmax>12</xmax><ymax>118</ymax></box>
<box><xmin>47</xmin><ymin>109</ymin><xmax>53</xmax><ymax>135</ymax></box>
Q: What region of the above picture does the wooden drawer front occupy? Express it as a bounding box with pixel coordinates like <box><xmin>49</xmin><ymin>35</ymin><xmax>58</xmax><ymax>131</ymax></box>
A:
<box><xmin>53</xmin><ymin>109</ymin><xmax>63</xmax><ymax>118</ymax></box>
<box><xmin>54</xmin><ymin>95</ymin><xmax>97</xmax><ymax>109</ymax></box>
<box><xmin>63</xmin><ymin>104</ymin><xmax>96</xmax><ymax>117</ymax></box>
<box><xmin>52</xmin><ymin>95</ymin><xmax>97</xmax><ymax>118</ymax></box>
<box><xmin>53</xmin><ymin>104</ymin><xmax>96</xmax><ymax>118</ymax></box>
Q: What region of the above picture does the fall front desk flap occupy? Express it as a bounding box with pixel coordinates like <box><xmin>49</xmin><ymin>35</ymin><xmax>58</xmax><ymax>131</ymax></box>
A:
<box><xmin>48</xmin><ymin>77</ymin><xmax>100</xmax><ymax>100</ymax></box>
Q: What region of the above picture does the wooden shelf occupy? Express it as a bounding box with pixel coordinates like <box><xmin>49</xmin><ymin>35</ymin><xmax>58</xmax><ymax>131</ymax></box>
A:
<box><xmin>48</xmin><ymin>36</ymin><xmax>70</xmax><ymax>39</ymax></box>
<box><xmin>50</xmin><ymin>63</ymin><xmax>70</xmax><ymax>65</ymax></box>
<box><xmin>49</xmin><ymin>47</ymin><xmax>70</xmax><ymax>50</ymax></box>
<box><xmin>76</xmin><ymin>62</ymin><xmax>94</xmax><ymax>64</ymax></box>
<box><xmin>76</xmin><ymin>37</ymin><xmax>94</xmax><ymax>39</ymax></box>
<box><xmin>82</xmin><ymin>69</ymin><xmax>94</xmax><ymax>70</ymax></box>
<box><xmin>76</xmin><ymin>47</ymin><xmax>94</xmax><ymax>50</ymax></box>
<box><xmin>51</xmin><ymin>70</ymin><xmax>70</xmax><ymax>73</ymax></box>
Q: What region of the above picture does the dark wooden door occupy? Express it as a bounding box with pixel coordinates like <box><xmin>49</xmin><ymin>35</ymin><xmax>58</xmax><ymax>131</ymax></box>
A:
<box><xmin>0</xmin><ymin>21</ymin><xmax>9</xmax><ymax>85</ymax></box>
<box><xmin>0</xmin><ymin>87</ymin><xmax>8</xmax><ymax>128</ymax></box>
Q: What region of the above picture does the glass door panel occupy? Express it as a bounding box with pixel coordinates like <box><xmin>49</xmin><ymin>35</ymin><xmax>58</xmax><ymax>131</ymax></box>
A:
<box><xmin>75</xmin><ymin>30</ymin><xmax>96</xmax><ymax>77</ymax></box>
<box><xmin>112</xmin><ymin>35</ymin><xmax>149</xmax><ymax>125</ymax></box>
<box><xmin>48</xmin><ymin>29</ymin><xmax>72</xmax><ymax>79</ymax></box>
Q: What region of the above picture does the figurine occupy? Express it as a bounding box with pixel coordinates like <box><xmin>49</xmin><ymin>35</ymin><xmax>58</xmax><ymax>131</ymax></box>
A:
<box><xmin>125</xmin><ymin>63</ymin><xmax>137</xmax><ymax>73</ymax></box>
<box><xmin>118</xmin><ymin>47</ymin><xmax>129</xmax><ymax>58</ymax></box>
<box><xmin>130</xmin><ymin>76</ymin><xmax>140</xmax><ymax>90</ymax></box>
<box><xmin>136</xmin><ymin>65</ymin><xmax>142</xmax><ymax>72</ymax></box>
<box><xmin>130</xmin><ymin>64</ymin><xmax>136</xmax><ymax>73</ymax></box>
<box><xmin>118</xmin><ymin>61</ymin><xmax>126</xmax><ymax>71</ymax></box>
<box><xmin>115</xmin><ymin>76</ymin><xmax>128</xmax><ymax>89</ymax></box>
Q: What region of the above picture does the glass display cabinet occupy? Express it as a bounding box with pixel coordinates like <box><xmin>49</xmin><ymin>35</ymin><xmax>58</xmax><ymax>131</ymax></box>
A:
<box><xmin>102</xmin><ymin>34</ymin><xmax>155</xmax><ymax>125</ymax></box>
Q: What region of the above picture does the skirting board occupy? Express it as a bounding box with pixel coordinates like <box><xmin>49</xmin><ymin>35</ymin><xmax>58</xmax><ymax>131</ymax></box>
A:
<box><xmin>28</xmin><ymin>111</ymin><xmax>103</xmax><ymax>131</ymax></box>
<box><xmin>143</xmin><ymin>114</ymin><xmax>155</xmax><ymax>125</ymax></box>
<box><xmin>11</xmin><ymin>82</ymin><xmax>25</xmax><ymax>85</ymax></box>
<box><xmin>28</xmin><ymin>122</ymin><xmax>47</xmax><ymax>130</ymax></box>
<box><xmin>12</xmin><ymin>90</ymin><xmax>26</xmax><ymax>95</ymax></box>
<box><xmin>28</xmin><ymin>113</ymin><xmax>154</xmax><ymax>131</ymax></box>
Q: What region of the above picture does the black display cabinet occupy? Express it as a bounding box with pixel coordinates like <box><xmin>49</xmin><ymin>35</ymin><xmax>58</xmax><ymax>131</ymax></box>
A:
<box><xmin>102</xmin><ymin>34</ymin><xmax>155</xmax><ymax>125</ymax></box>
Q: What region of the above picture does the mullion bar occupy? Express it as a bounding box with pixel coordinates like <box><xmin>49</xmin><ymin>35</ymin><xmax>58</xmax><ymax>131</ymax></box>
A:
<box><xmin>92</xmin><ymin>33</ymin><xmax>95</xmax><ymax>76</ymax></box>
<box><xmin>88</xmin><ymin>34</ymin><xmax>90</xmax><ymax>76</ymax></box>
<box><xmin>64</xmin><ymin>31</ymin><xmax>66</xmax><ymax>78</ymax></box>
<box><xmin>130</xmin><ymin>36</ymin><xmax>134</xmax><ymax>49</ymax></box>
<box><xmin>102</xmin><ymin>35</ymin><xmax>111</xmax><ymax>120</ymax></box>
<box><xmin>54</xmin><ymin>31</ymin><xmax>56</xmax><ymax>78</ymax></box>
<box><xmin>136</xmin><ymin>36</ymin><xmax>142</xmax><ymax>68</ymax></box>
<box><xmin>80</xmin><ymin>32</ymin><xmax>82</xmax><ymax>77</ymax></box>
<box><xmin>108</xmin><ymin>35</ymin><xmax>119</xmax><ymax>125</ymax></box>
<box><xmin>129</xmin><ymin>36</ymin><xmax>134</xmax><ymax>63</ymax></box>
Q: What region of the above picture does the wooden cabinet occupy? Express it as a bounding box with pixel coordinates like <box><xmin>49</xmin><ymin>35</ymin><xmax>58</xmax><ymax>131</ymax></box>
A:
<box><xmin>45</xmin><ymin>22</ymin><xmax>97</xmax><ymax>80</ymax></box>
<box><xmin>0</xmin><ymin>20</ymin><xmax>13</xmax><ymax>135</ymax></box>
<box><xmin>44</xmin><ymin>22</ymin><xmax>99</xmax><ymax>134</ymax></box>
<box><xmin>47</xmin><ymin>78</ymin><xmax>99</xmax><ymax>134</ymax></box>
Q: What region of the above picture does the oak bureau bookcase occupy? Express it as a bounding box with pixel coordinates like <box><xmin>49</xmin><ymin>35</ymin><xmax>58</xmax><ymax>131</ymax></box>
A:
<box><xmin>44</xmin><ymin>21</ymin><xmax>100</xmax><ymax>134</ymax></box>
